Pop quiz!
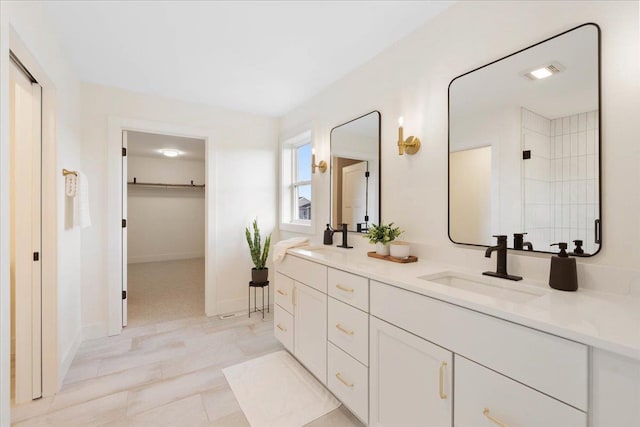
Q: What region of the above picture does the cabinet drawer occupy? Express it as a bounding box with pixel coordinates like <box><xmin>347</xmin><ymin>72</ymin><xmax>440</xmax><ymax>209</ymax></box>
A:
<box><xmin>328</xmin><ymin>268</ymin><xmax>369</xmax><ymax>311</ymax></box>
<box><xmin>274</xmin><ymin>305</ymin><xmax>293</xmax><ymax>353</ymax></box>
<box><xmin>328</xmin><ymin>297</ymin><xmax>369</xmax><ymax>366</ymax></box>
<box><xmin>278</xmin><ymin>255</ymin><xmax>327</xmax><ymax>293</ymax></box>
<box><xmin>274</xmin><ymin>272</ymin><xmax>294</xmax><ymax>314</ymax></box>
<box><xmin>327</xmin><ymin>342</ymin><xmax>368</xmax><ymax>424</ymax></box>
<box><xmin>455</xmin><ymin>356</ymin><xmax>586</xmax><ymax>427</ymax></box>
<box><xmin>371</xmin><ymin>281</ymin><xmax>588</xmax><ymax>410</ymax></box>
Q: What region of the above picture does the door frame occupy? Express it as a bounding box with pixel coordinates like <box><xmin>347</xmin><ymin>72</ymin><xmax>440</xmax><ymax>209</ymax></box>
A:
<box><xmin>1</xmin><ymin>27</ymin><xmax>59</xmax><ymax>424</ymax></box>
<box><xmin>107</xmin><ymin>117</ymin><xmax>216</xmax><ymax>336</ymax></box>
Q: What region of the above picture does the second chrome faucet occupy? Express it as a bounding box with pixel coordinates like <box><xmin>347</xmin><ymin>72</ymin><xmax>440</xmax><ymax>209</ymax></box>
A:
<box><xmin>483</xmin><ymin>235</ymin><xmax>523</xmax><ymax>281</ymax></box>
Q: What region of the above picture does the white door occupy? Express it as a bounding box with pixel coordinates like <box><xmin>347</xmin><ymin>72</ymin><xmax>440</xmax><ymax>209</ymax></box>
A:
<box><xmin>122</xmin><ymin>130</ymin><xmax>128</xmax><ymax>327</ymax></box>
<box><xmin>341</xmin><ymin>161</ymin><xmax>367</xmax><ymax>229</ymax></box>
<box><xmin>369</xmin><ymin>317</ymin><xmax>452</xmax><ymax>427</ymax></box>
<box><xmin>10</xmin><ymin>60</ymin><xmax>42</xmax><ymax>403</ymax></box>
<box><xmin>293</xmin><ymin>281</ymin><xmax>327</xmax><ymax>384</ymax></box>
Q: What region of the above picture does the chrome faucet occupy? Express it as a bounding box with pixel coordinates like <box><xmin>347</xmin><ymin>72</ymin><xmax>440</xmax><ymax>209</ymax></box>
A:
<box><xmin>483</xmin><ymin>235</ymin><xmax>522</xmax><ymax>281</ymax></box>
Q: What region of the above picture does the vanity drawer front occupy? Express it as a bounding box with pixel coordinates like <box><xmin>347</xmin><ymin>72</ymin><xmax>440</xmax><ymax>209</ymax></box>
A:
<box><xmin>274</xmin><ymin>272</ymin><xmax>294</xmax><ymax>314</ymax></box>
<box><xmin>278</xmin><ymin>255</ymin><xmax>327</xmax><ymax>293</ymax></box>
<box><xmin>455</xmin><ymin>356</ymin><xmax>586</xmax><ymax>427</ymax></box>
<box><xmin>328</xmin><ymin>297</ymin><xmax>369</xmax><ymax>366</ymax></box>
<box><xmin>274</xmin><ymin>304</ymin><xmax>293</xmax><ymax>353</ymax></box>
<box><xmin>328</xmin><ymin>268</ymin><xmax>369</xmax><ymax>311</ymax></box>
<box><xmin>327</xmin><ymin>342</ymin><xmax>368</xmax><ymax>424</ymax></box>
<box><xmin>371</xmin><ymin>281</ymin><xmax>588</xmax><ymax>410</ymax></box>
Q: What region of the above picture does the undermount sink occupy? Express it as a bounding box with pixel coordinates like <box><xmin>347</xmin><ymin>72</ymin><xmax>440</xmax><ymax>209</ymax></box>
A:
<box><xmin>418</xmin><ymin>271</ymin><xmax>547</xmax><ymax>304</ymax></box>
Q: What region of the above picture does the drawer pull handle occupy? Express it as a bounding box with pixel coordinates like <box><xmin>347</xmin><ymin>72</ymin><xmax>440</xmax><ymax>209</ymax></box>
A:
<box><xmin>483</xmin><ymin>408</ymin><xmax>509</xmax><ymax>427</ymax></box>
<box><xmin>276</xmin><ymin>324</ymin><xmax>287</xmax><ymax>332</ymax></box>
<box><xmin>439</xmin><ymin>361</ymin><xmax>447</xmax><ymax>399</ymax></box>
<box><xmin>336</xmin><ymin>284</ymin><xmax>354</xmax><ymax>293</ymax></box>
<box><xmin>335</xmin><ymin>372</ymin><xmax>354</xmax><ymax>388</ymax></box>
<box><xmin>335</xmin><ymin>324</ymin><xmax>354</xmax><ymax>336</ymax></box>
<box><xmin>277</xmin><ymin>289</ymin><xmax>287</xmax><ymax>296</ymax></box>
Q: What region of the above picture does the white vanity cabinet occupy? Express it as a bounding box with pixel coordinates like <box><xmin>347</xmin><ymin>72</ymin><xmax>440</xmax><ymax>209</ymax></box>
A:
<box><xmin>369</xmin><ymin>316</ymin><xmax>452</xmax><ymax>427</ymax></box>
<box><xmin>274</xmin><ymin>256</ymin><xmax>328</xmax><ymax>384</ymax></box>
<box><xmin>294</xmin><ymin>281</ymin><xmax>327</xmax><ymax>383</ymax></box>
<box><xmin>455</xmin><ymin>356</ymin><xmax>586</xmax><ymax>427</ymax></box>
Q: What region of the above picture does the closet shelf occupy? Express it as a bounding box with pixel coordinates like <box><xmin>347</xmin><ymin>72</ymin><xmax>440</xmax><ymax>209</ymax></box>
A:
<box><xmin>127</xmin><ymin>182</ymin><xmax>205</xmax><ymax>189</ymax></box>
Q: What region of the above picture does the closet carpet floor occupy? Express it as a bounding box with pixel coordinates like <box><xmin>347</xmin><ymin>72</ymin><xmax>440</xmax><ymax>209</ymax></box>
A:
<box><xmin>127</xmin><ymin>258</ymin><xmax>205</xmax><ymax>328</ymax></box>
<box><xmin>11</xmin><ymin>311</ymin><xmax>364</xmax><ymax>426</ymax></box>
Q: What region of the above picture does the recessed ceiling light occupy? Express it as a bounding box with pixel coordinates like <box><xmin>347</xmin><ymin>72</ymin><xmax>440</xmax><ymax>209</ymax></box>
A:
<box><xmin>530</xmin><ymin>67</ymin><xmax>553</xmax><ymax>79</ymax></box>
<box><xmin>160</xmin><ymin>149</ymin><xmax>180</xmax><ymax>158</ymax></box>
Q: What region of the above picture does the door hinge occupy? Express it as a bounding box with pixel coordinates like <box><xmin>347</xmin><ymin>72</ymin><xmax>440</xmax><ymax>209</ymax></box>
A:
<box><xmin>122</xmin><ymin>290</ymin><xmax>127</xmax><ymax>300</ymax></box>
<box><xmin>122</xmin><ymin>147</ymin><xmax>127</xmax><ymax>157</ymax></box>
<box><xmin>33</xmin><ymin>252</ymin><xmax>39</xmax><ymax>262</ymax></box>
<box><xmin>522</xmin><ymin>150</ymin><xmax>531</xmax><ymax>160</ymax></box>
<box><xmin>365</xmin><ymin>171</ymin><xmax>370</xmax><ymax>178</ymax></box>
<box><xmin>122</xmin><ymin>219</ymin><xmax>127</xmax><ymax>228</ymax></box>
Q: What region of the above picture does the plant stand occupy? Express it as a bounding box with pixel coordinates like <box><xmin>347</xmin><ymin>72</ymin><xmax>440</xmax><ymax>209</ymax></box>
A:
<box><xmin>248</xmin><ymin>281</ymin><xmax>269</xmax><ymax>319</ymax></box>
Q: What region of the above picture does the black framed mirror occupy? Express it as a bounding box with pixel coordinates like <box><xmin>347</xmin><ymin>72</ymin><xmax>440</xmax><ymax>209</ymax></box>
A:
<box><xmin>330</xmin><ymin>111</ymin><xmax>381</xmax><ymax>233</ymax></box>
<box><xmin>448</xmin><ymin>23</ymin><xmax>601</xmax><ymax>256</ymax></box>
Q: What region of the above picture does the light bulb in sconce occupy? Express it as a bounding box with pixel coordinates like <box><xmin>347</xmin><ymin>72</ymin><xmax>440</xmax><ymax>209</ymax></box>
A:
<box><xmin>397</xmin><ymin>117</ymin><xmax>421</xmax><ymax>156</ymax></box>
<box><xmin>311</xmin><ymin>147</ymin><xmax>327</xmax><ymax>174</ymax></box>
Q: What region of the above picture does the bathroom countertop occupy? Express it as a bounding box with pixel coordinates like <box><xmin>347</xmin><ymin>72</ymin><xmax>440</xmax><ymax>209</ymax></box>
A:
<box><xmin>286</xmin><ymin>246</ymin><xmax>640</xmax><ymax>361</ymax></box>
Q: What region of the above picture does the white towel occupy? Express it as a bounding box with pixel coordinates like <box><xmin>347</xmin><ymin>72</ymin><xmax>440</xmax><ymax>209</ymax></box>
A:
<box><xmin>65</xmin><ymin>174</ymin><xmax>78</xmax><ymax>197</ymax></box>
<box><xmin>73</xmin><ymin>171</ymin><xmax>91</xmax><ymax>228</ymax></box>
<box><xmin>272</xmin><ymin>237</ymin><xmax>309</xmax><ymax>263</ymax></box>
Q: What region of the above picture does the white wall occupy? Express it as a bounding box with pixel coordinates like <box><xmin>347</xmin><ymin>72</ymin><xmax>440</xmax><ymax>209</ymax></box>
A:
<box><xmin>0</xmin><ymin>1</ymin><xmax>83</xmax><ymax>417</ymax></box>
<box><xmin>127</xmin><ymin>155</ymin><xmax>205</xmax><ymax>263</ymax></box>
<box><xmin>280</xmin><ymin>1</ymin><xmax>640</xmax><ymax>295</ymax></box>
<box><xmin>81</xmin><ymin>83</ymin><xmax>279</xmax><ymax>337</ymax></box>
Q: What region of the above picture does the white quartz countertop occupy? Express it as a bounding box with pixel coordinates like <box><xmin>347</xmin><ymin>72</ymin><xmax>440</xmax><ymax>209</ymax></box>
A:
<box><xmin>286</xmin><ymin>246</ymin><xmax>640</xmax><ymax>361</ymax></box>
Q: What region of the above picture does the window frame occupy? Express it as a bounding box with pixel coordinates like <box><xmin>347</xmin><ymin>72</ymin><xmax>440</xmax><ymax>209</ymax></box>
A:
<box><xmin>280</xmin><ymin>130</ymin><xmax>315</xmax><ymax>234</ymax></box>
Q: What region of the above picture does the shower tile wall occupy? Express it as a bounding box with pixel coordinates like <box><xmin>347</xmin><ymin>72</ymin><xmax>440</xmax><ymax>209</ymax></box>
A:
<box><xmin>522</xmin><ymin>108</ymin><xmax>599</xmax><ymax>254</ymax></box>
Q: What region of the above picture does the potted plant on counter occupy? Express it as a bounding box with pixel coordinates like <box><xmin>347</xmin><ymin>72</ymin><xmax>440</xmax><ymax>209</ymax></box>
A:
<box><xmin>364</xmin><ymin>222</ymin><xmax>403</xmax><ymax>256</ymax></box>
<box><xmin>245</xmin><ymin>218</ymin><xmax>271</xmax><ymax>283</ymax></box>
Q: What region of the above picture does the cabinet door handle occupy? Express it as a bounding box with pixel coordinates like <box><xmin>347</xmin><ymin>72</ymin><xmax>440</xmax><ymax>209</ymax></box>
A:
<box><xmin>483</xmin><ymin>408</ymin><xmax>509</xmax><ymax>427</ymax></box>
<box><xmin>335</xmin><ymin>372</ymin><xmax>354</xmax><ymax>388</ymax></box>
<box><xmin>277</xmin><ymin>289</ymin><xmax>287</xmax><ymax>296</ymax></box>
<box><xmin>439</xmin><ymin>361</ymin><xmax>447</xmax><ymax>399</ymax></box>
<box><xmin>276</xmin><ymin>324</ymin><xmax>287</xmax><ymax>332</ymax></box>
<box><xmin>336</xmin><ymin>284</ymin><xmax>354</xmax><ymax>293</ymax></box>
<box><xmin>292</xmin><ymin>286</ymin><xmax>296</xmax><ymax>307</ymax></box>
<box><xmin>335</xmin><ymin>323</ymin><xmax>354</xmax><ymax>336</ymax></box>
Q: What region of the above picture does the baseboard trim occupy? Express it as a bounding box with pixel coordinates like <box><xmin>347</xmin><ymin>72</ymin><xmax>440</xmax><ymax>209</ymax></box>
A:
<box><xmin>128</xmin><ymin>252</ymin><xmax>204</xmax><ymax>264</ymax></box>
<box><xmin>58</xmin><ymin>328</ymin><xmax>82</xmax><ymax>389</ymax></box>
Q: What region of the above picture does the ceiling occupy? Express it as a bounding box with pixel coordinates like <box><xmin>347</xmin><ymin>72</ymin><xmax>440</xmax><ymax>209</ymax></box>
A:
<box><xmin>127</xmin><ymin>131</ymin><xmax>205</xmax><ymax>161</ymax></box>
<box><xmin>42</xmin><ymin>1</ymin><xmax>454</xmax><ymax>117</ymax></box>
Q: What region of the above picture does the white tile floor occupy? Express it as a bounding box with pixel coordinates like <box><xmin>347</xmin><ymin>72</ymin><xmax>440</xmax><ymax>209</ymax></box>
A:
<box><xmin>11</xmin><ymin>311</ymin><xmax>363</xmax><ymax>426</ymax></box>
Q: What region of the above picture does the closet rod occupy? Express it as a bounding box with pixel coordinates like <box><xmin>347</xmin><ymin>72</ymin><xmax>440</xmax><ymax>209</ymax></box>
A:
<box><xmin>127</xmin><ymin>182</ymin><xmax>205</xmax><ymax>189</ymax></box>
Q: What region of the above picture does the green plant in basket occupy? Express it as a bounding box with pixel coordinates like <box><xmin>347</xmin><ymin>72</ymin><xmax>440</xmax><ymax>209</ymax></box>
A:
<box><xmin>364</xmin><ymin>222</ymin><xmax>403</xmax><ymax>244</ymax></box>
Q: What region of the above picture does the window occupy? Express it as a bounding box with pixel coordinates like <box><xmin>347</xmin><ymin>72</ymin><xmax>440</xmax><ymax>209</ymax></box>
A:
<box><xmin>281</xmin><ymin>131</ymin><xmax>314</xmax><ymax>233</ymax></box>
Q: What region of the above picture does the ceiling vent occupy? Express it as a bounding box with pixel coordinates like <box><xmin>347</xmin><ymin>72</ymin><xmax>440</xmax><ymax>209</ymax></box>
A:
<box><xmin>523</xmin><ymin>62</ymin><xmax>565</xmax><ymax>80</ymax></box>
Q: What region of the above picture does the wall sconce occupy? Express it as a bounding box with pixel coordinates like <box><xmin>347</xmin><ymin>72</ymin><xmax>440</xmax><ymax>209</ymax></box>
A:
<box><xmin>397</xmin><ymin>117</ymin><xmax>421</xmax><ymax>155</ymax></box>
<box><xmin>312</xmin><ymin>149</ymin><xmax>327</xmax><ymax>174</ymax></box>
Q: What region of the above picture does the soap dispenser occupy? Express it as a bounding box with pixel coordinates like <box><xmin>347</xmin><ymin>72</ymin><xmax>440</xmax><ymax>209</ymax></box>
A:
<box><xmin>549</xmin><ymin>242</ymin><xmax>578</xmax><ymax>291</ymax></box>
<box><xmin>323</xmin><ymin>224</ymin><xmax>334</xmax><ymax>245</ymax></box>
<box><xmin>570</xmin><ymin>239</ymin><xmax>586</xmax><ymax>257</ymax></box>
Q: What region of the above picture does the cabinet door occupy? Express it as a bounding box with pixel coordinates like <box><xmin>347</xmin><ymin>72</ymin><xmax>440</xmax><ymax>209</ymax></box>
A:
<box><xmin>294</xmin><ymin>282</ymin><xmax>327</xmax><ymax>384</ymax></box>
<box><xmin>455</xmin><ymin>356</ymin><xmax>586</xmax><ymax>427</ymax></box>
<box><xmin>370</xmin><ymin>317</ymin><xmax>452</xmax><ymax>427</ymax></box>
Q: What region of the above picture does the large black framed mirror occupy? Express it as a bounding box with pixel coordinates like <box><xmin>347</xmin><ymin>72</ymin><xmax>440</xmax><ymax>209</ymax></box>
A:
<box><xmin>448</xmin><ymin>23</ymin><xmax>601</xmax><ymax>256</ymax></box>
<box><xmin>330</xmin><ymin>111</ymin><xmax>381</xmax><ymax>233</ymax></box>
